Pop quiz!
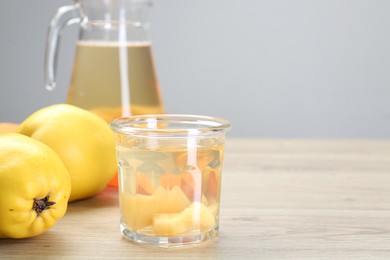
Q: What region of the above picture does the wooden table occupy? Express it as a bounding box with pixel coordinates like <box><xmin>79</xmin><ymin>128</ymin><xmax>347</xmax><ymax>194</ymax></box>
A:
<box><xmin>1</xmin><ymin>139</ymin><xmax>390</xmax><ymax>259</ymax></box>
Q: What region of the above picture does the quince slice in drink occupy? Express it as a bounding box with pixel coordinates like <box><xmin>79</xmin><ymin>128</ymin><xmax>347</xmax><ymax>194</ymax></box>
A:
<box><xmin>153</xmin><ymin>185</ymin><xmax>190</xmax><ymax>213</ymax></box>
<box><xmin>152</xmin><ymin>202</ymin><xmax>216</xmax><ymax>237</ymax></box>
<box><xmin>153</xmin><ymin>213</ymin><xmax>189</xmax><ymax>236</ymax></box>
<box><xmin>181</xmin><ymin>202</ymin><xmax>216</xmax><ymax>232</ymax></box>
<box><xmin>120</xmin><ymin>192</ymin><xmax>158</xmax><ymax>231</ymax></box>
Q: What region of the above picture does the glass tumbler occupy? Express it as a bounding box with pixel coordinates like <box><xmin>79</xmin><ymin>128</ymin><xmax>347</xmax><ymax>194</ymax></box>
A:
<box><xmin>110</xmin><ymin>114</ymin><xmax>231</xmax><ymax>247</ymax></box>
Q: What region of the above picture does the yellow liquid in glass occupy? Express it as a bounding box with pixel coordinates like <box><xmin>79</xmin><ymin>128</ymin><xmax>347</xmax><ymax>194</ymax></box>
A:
<box><xmin>117</xmin><ymin>145</ymin><xmax>223</xmax><ymax>237</ymax></box>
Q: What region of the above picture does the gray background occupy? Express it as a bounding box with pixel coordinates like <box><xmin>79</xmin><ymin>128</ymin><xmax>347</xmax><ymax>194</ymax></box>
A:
<box><xmin>0</xmin><ymin>0</ymin><xmax>389</xmax><ymax>138</ymax></box>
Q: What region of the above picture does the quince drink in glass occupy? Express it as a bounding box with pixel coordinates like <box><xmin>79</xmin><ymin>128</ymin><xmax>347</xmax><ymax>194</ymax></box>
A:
<box><xmin>110</xmin><ymin>115</ymin><xmax>231</xmax><ymax>247</ymax></box>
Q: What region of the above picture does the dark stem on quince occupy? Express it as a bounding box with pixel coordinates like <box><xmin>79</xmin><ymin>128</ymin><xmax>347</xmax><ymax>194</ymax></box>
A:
<box><xmin>33</xmin><ymin>196</ymin><xmax>56</xmax><ymax>214</ymax></box>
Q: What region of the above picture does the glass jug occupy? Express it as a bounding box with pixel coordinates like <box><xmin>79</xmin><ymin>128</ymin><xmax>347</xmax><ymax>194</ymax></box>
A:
<box><xmin>45</xmin><ymin>0</ymin><xmax>165</xmax><ymax>123</ymax></box>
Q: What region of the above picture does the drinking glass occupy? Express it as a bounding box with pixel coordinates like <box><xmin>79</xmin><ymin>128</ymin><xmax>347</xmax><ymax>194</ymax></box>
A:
<box><xmin>110</xmin><ymin>114</ymin><xmax>231</xmax><ymax>247</ymax></box>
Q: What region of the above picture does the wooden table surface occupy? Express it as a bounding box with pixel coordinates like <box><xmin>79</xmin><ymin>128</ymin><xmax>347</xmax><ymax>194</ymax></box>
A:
<box><xmin>1</xmin><ymin>138</ymin><xmax>390</xmax><ymax>259</ymax></box>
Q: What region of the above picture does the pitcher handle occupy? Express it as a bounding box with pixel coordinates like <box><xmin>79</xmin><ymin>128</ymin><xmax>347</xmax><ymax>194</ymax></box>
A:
<box><xmin>44</xmin><ymin>5</ymin><xmax>81</xmax><ymax>91</ymax></box>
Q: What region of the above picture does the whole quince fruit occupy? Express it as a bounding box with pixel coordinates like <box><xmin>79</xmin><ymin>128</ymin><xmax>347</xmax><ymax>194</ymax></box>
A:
<box><xmin>0</xmin><ymin>133</ymin><xmax>71</xmax><ymax>238</ymax></box>
<box><xmin>18</xmin><ymin>104</ymin><xmax>117</xmax><ymax>202</ymax></box>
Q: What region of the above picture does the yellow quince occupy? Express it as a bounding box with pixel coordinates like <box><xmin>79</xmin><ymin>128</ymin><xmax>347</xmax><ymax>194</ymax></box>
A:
<box><xmin>0</xmin><ymin>133</ymin><xmax>71</xmax><ymax>238</ymax></box>
<box><xmin>18</xmin><ymin>104</ymin><xmax>117</xmax><ymax>201</ymax></box>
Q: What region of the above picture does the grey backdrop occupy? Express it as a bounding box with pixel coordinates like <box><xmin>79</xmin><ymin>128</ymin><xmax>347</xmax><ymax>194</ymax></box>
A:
<box><xmin>1</xmin><ymin>0</ymin><xmax>389</xmax><ymax>138</ymax></box>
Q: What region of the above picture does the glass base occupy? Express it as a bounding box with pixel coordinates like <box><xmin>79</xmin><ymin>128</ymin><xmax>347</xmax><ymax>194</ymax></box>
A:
<box><xmin>120</xmin><ymin>222</ymin><xmax>219</xmax><ymax>248</ymax></box>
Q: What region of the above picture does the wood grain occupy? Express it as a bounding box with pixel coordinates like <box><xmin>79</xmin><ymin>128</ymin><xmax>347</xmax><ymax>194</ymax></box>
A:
<box><xmin>1</xmin><ymin>138</ymin><xmax>390</xmax><ymax>259</ymax></box>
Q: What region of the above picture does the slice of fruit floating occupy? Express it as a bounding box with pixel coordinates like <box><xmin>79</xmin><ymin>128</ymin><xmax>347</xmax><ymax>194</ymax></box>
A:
<box><xmin>160</xmin><ymin>171</ymin><xmax>203</xmax><ymax>202</ymax></box>
<box><xmin>153</xmin><ymin>213</ymin><xmax>189</xmax><ymax>236</ymax></box>
<box><xmin>181</xmin><ymin>202</ymin><xmax>216</xmax><ymax>232</ymax></box>
<box><xmin>152</xmin><ymin>202</ymin><xmax>216</xmax><ymax>237</ymax></box>
<box><xmin>153</xmin><ymin>185</ymin><xmax>191</xmax><ymax>213</ymax></box>
<box><xmin>120</xmin><ymin>192</ymin><xmax>158</xmax><ymax>231</ymax></box>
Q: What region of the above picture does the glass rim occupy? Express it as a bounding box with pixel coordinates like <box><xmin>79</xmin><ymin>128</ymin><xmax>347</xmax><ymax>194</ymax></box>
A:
<box><xmin>110</xmin><ymin>114</ymin><xmax>231</xmax><ymax>138</ymax></box>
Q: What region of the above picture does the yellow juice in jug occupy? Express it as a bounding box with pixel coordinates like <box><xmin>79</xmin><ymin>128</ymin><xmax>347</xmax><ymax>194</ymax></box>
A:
<box><xmin>67</xmin><ymin>41</ymin><xmax>165</xmax><ymax>123</ymax></box>
<box><xmin>68</xmin><ymin>41</ymin><xmax>165</xmax><ymax>187</ymax></box>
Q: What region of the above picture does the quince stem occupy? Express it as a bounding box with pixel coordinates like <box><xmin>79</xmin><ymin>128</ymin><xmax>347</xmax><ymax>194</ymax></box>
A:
<box><xmin>33</xmin><ymin>196</ymin><xmax>56</xmax><ymax>215</ymax></box>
